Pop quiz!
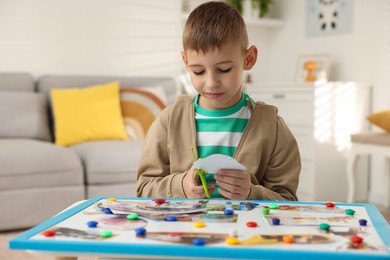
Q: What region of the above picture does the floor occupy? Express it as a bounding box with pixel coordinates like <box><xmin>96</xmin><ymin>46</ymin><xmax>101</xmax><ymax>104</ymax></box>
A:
<box><xmin>1</xmin><ymin>206</ymin><xmax>390</xmax><ymax>260</ymax></box>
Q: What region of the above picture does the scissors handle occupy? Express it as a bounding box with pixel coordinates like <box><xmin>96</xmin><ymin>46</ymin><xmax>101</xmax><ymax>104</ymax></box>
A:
<box><xmin>195</xmin><ymin>170</ymin><xmax>210</xmax><ymax>198</ymax></box>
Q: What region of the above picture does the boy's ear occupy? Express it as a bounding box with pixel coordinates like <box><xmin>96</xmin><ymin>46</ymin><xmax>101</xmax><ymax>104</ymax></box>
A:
<box><xmin>244</xmin><ymin>45</ymin><xmax>258</xmax><ymax>70</ymax></box>
<box><xmin>181</xmin><ymin>51</ymin><xmax>189</xmax><ymax>68</ymax></box>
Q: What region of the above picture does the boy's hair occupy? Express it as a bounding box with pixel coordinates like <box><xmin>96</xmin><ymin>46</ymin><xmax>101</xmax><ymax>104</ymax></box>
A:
<box><xmin>183</xmin><ymin>1</ymin><xmax>248</xmax><ymax>54</ymax></box>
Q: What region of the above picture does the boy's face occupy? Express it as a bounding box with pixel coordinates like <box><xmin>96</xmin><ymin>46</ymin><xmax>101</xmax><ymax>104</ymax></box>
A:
<box><xmin>182</xmin><ymin>43</ymin><xmax>257</xmax><ymax>110</ymax></box>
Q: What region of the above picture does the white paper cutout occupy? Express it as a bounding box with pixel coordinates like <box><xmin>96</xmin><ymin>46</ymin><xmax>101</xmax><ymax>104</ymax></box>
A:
<box><xmin>193</xmin><ymin>154</ymin><xmax>246</xmax><ymax>174</ymax></box>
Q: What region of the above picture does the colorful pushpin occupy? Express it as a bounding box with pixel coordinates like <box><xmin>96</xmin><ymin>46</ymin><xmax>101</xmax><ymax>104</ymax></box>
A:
<box><xmin>224</xmin><ymin>209</ymin><xmax>234</xmax><ymax>215</ymax></box>
<box><xmin>272</xmin><ymin>218</ymin><xmax>280</xmax><ymax>225</ymax></box>
<box><xmin>325</xmin><ymin>202</ymin><xmax>335</xmax><ymax>207</ymax></box>
<box><xmin>282</xmin><ymin>235</ymin><xmax>294</xmax><ymax>243</ymax></box>
<box><xmin>246</xmin><ymin>221</ymin><xmax>258</xmax><ymax>228</ymax></box>
<box><xmin>153</xmin><ymin>199</ymin><xmax>166</xmax><ymax>204</ymax></box>
<box><xmin>193</xmin><ymin>238</ymin><xmax>206</xmax><ymax>246</ymax></box>
<box><xmin>87</xmin><ymin>220</ymin><xmax>98</xmax><ymax>228</ymax></box>
<box><xmin>319</xmin><ymin>223</ymin><xmax>331</xmax><ymax>231</ymax></box>
<box><xmin>42</xmin><ymin>230</ymin><xmax>56</xmax><ymax>237</ymax></box>
<box><xmin>135</xmin><ymin>227</ymin><xmax>146</xmax><ymax>236</ymax></box>
<box><xmin>226</xmin><ymin>237</ymin><xmax>240</xmax><ymax>245</ymax></box>
<box><xmin>103</xmin><ymin>208</ymin><xmax>113</xmax><ymax>214</ymax></box>
<box><xmin>100</xmin><ymin>230</ymin><xmax>113</xmax><ymax>238</ymax></box>
<box><xmin>165</xmin><ymin>215</ymin><xmax>178</xmax><ymax>221</ymax></box>
<box><xmin>262</xmin><ymin>207</ymin><xmax>270</xmax><ymax>215</ymax></box>
<box><xmin>359</xmin><ymin>219</ymin><xmax>368</xmax><ymax>226</ymax></box>
<box><xmin>127</xmin><ymin>213</ymin><xmax>139</xmax><ymax>220</ymax></box>
<box><xmin>351</xmin><ymin>235</ymin><xmax>363</xmax><ymax>244</ymax></box>
<box><xmin>194</xmin><ymin>221</ymin><xmax>206</xmax><ymax>228</ymax></box>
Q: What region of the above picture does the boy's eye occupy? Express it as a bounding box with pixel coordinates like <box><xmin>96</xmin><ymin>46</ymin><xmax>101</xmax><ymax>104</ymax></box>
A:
<box><xmin>219</xmin><ymin>68</ymin><xmax>232</xmax><ymax>73</ymax></box>
<box><xmin>193</xmin><ymin>70</ymin><xmax>205</xmax><ymax>75</ymax></box>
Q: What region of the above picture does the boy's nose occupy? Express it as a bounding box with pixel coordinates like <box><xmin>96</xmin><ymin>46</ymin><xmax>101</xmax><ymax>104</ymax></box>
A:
<box><xmin>205</xmin><ymin>73</ymin><xmax>220</xmax><ymax>88</ymax></box>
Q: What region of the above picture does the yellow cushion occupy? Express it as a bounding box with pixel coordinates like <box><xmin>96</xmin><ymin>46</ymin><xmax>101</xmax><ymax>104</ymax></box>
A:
<box><xmin>367</xmin><ymin>110</ymin><xmax>390</xmax><ymax>132</ymax></box>
<box><xmin>120</xmin><ymin>87</ymin><xmax>166</xmax><ymax>140</ymax></box>
<box><xmin>51</xmin><ymin>81</ymin><xmax>128</xmax><ymax>146</ymax></box>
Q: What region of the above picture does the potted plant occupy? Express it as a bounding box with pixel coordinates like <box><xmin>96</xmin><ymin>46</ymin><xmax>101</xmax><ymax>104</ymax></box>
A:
<box><xmin>226</xmin><ymin>0</ymin><xmax>243</xmax><ymax>14</ymax></box>
<box><xmin>251</xmin><ymin>0</ymin><xmax>273</xmax><ymax>18</ymax></box>
<box><xmin>227</xmin><ymin>0</ymin><xmax>272</xmax><ymax>18</ymax></box>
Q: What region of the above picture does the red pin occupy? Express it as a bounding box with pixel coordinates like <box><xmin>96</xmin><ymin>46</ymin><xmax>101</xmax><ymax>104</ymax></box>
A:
<box><xmin>246</xmin><ymin>221</ymin><xmax>258</xmax><ymax>228</ymax></box>
<box><xmin>42</xmin><ymin>230</ymin><xmax>56</xmax><ymax>237</ymax></box>
<box><xmin>351</xmin><ymin>235</ymin><xmax>363</xmax><ymax>244</ymax></box>
<box><xmin>325</xmin><ymin>202</ymin><xmax>335</xmax><ymax>208</ymax></box>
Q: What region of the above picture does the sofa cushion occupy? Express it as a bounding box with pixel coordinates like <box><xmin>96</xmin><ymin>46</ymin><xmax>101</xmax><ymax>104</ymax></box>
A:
<box><xmin>51</xmin><ymin>81</ymin><xmax>128</xmax><ymax>146</ymax></box>
<box><xmin>70</xmin><ymin>140</ymin><xmax>143</xmax><ymax>185</ymax></box>
<box><xmin>120</xmin><ymin>87</ymin><xmax>167</xmax><ymax>140</ymax></box>
<box><xmin>367</xmin><ymin>110</ymin><xmax>390</xmax><ymax>132</ymax></box>
<box><xmin>0</xmin><ymin>73</ymin><xmax>34</xmax><ymax>92</ymax></box>
<box><xmin>0</xmin><ymin>92</ymin><xmax>52</xmax><ymax>141</ymax></box>
<box><xmin>0</xmin><ymin>139</ymin><xmax>84</xmax><ymax>191</ymax></box>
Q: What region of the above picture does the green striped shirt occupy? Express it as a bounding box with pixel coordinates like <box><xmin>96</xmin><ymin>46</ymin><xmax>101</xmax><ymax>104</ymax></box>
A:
<box><xmin>194</xmin><ymin>92</ymin><xmax>251</xmax><ymax>198</ymax></box>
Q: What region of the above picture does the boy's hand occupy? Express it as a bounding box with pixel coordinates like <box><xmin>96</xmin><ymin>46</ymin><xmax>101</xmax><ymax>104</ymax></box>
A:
<box><xmin>183</xmin><ymin>165</ymin><xmax>215</xmax><ymax>198</ymax></box>
<box><xmin>214</xmin><ymin>169</ymin><xmax>251</xmax><ymax>200</ymax></box>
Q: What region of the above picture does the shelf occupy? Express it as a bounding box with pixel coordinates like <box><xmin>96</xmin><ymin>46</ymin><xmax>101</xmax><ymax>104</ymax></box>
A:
<box><xmin>181</xmin><ymin>12</ymin><xmax>284</xmax><ymax>28</ymax></box>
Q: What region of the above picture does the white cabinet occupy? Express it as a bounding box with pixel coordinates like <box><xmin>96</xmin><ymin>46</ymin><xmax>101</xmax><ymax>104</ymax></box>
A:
<box><xmin>246</xmin><ymin>82</ymin><xmax>371</xmax><ymax>202</ymax></box>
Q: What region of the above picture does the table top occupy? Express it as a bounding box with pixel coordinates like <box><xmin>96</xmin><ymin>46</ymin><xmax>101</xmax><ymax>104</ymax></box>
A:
<box><xmin>9</xmin><ymin>197</ymin><xmax>390</xmax><ymax>259</ymax></box>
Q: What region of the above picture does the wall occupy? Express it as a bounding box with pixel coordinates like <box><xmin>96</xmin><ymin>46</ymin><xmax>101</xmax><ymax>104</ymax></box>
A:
<box><xmin>0</xmin><ymin>0</ymin><xmax>182</xmax><ymax>78</ymax></box>
<box><xmin>248</xmin><ymin>1</ymin><xmax>384</xmax><ymax>86</ymax></box>
<box><xmin>248</xmin><ymin>0</ymin><xmax>390</xmax><ymax>206</ymax></box>
<box><xmin>0</xmin><ymin>0</ymin><xmax>389</xmax><ymax>205</ymax></box>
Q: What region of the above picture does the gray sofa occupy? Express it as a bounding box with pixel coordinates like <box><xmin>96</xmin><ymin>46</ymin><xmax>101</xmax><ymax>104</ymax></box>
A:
<box><xmin>0</xmin><ymin>73</ymin><xmax>178</xmax><ymax>231</ymax></box>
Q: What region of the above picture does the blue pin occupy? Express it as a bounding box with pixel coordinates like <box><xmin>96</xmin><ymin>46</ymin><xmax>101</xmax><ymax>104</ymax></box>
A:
<box><xmin>135</xmin><ymin>227</ymin><xmax>146</xmax><ymax>236</ymax></box>
<box><xmin>193</xmin><ymin>238</ymin><xmax>206</xmax><ymax>246</ymax></box>
<box><xmin>87</xmin><ymin>220</ymin><xmax>98</xmax><ymax>228</ymax></box>
<box><xmin>224</xmin><ymin>209</ymin><xmax>234</xmax><ymax>215</ymax></box>
<box><xmin>165</xmin><ymin>215</ymin><xmax>178</xmax><ymax>221</ymax></box>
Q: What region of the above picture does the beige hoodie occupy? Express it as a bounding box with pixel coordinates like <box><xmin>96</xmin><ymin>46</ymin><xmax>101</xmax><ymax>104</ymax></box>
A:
<box><xmin>137</xmin><ymin>95</ymin><xmax>301</xmax><ymax>201</ymax></box>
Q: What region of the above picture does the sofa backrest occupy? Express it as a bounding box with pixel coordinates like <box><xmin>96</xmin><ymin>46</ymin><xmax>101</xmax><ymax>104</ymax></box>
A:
<box><xmin>0</xmin><ymin>73</ymin><xmax>52</xmax><ymax>141</ymax></box>
<box><xmin>37</xmin><ymin>75</ymin><xmax>179</xmax><ymax>104</ymax></box>
<box><xmin>0</xmin><ymin>73</ymin><xmax>35</xmax><ymax>92</ymax></box>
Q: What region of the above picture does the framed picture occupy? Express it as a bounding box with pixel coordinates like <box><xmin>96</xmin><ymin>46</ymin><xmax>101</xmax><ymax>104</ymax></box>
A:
<box><xmin>306</xmin><ymin>0</ymin><xmax>353</xmax><ymax>37</ymax></box>
<box><xmin>295</xmin><ymin>54</ymin><xmax>331</xmax><ymax>83</ymax></box>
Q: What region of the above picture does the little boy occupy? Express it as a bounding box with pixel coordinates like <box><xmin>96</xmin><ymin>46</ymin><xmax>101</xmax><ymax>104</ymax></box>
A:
<box><xmin>137</xmin><ymin>1</ymin><xmax>301</xmax><ymax>200</ymax></box>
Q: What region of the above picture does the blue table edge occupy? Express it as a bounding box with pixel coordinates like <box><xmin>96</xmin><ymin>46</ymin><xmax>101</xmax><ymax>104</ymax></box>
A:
<box><xmin>9</xmin><ymin>197</ymin><xmax>390</xmax><ymax>259</ymax></box>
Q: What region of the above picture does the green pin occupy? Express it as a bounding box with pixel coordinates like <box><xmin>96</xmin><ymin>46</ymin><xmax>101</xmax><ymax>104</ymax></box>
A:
<box><xmin>319</xmin><ymin>223</ymin><xmax>331</xmax><ymax>231</ymax></box>
<box><xmin>100</xmin><ymin>230</ymin><xmax>113</xmax><ymax>238</ymax></box>
<box><xmin>127</xmin><ymin>213</ymin><xmax>139</xmax><ymax>220</ymax></box>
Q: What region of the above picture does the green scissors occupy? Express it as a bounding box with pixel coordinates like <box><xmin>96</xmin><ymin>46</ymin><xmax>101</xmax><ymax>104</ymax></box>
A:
<box><xmin>190</xmin><ymin>146</ymin><xmax>211</xmax><ymax>198</ymax></box>
<box><xmin>195</xmin><ymin>169</ymin><xmax>210</xmax><ymax>198</ymax></box>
